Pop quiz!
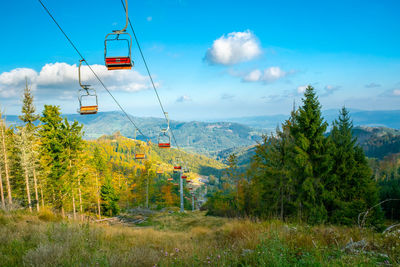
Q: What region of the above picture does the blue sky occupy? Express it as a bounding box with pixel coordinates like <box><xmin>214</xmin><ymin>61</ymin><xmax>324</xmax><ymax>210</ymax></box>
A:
<box><xmin>0</xmin><ymin>0</ymin><xmax>399</xmax><ymax>120</ymax></box>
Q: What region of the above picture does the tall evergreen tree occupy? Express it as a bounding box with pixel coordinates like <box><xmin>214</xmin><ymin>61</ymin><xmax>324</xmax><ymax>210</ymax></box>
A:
<box><xmin>275</xmin><ymin>121</ymin><xmax>297</xmax><ymax>220</ymax></box>
<box><xmin>328</xmin><ymin>107</ymin><xmax>356</xmax><ymax>222</ymax></box>
<box><xmin>329</xmin><ymin>107</ymin><xmax>383</xmax><ymax>226</ymax></box>
<box><xmin>100</xmin><ymin>176</ymin><xmax>120</xmax><ymax>216</ymax></box>
<box><xmin>290</xmin><ymin>85</ymin><xmax>332</xmax><ymax>224</ymax></box>
<box><xmin>19</xmin><ymin>79</ymin><xmax>40</xmax><ymax>211</ymax></box>
<box><xmin>17</xmin><ymin>83</ymin><xmax>41</xmax><ymax>211</ymax></box>
<box><xmin>19</xmin><ymin>79</ymin><xmax>39</xmax><ymax>132</ymax></box>
<box><xmin>39</xmin><ymin>105</ymin><xmax>68</xmax><ymax>215</ymax></box>
<box><xmin>249</xmin><ymin>112</ymin><xmax>296</xmax><ymax>219</ymax></box>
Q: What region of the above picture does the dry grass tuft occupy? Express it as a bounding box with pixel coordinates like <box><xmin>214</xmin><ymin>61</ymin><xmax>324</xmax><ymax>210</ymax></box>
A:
<box><xmin>37</xmin><ymin>208</ymin><xmax>62</xmax><ymax>222</ymax></box>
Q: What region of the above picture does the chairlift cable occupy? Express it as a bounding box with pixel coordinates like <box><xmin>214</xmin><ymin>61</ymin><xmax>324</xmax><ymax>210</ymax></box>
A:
<box><xmin>120</xmin><ymin>0</ymin><xmax>189</xmax><ymax>166</ymax></box>
<box><xmin>37</xmin><ymin>0</ymin><xmax>147</xmax><ymax>139</ymax></box>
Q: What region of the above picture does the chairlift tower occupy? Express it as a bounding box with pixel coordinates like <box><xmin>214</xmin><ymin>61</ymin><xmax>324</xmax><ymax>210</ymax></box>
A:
<box><xmin>180</xmin><ymin>171</ymin><xmax>184</xmax><ymax>212</ymax></box>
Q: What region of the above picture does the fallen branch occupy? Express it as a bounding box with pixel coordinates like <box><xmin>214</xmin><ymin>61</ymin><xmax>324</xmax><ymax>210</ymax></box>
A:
<box><xmin>358</xmin><ymin>199</ymin><xmax>400</xmax><ymax>228</ymax></box>
<box><xmin>95</xmin><ymin>217</ymin><xmax>118</xmax><ymax>222</ymax></box>
<box><xmin>383</xmin><ymin>223</ymin><xmax>400</xmax><ymax>234</ymax></box>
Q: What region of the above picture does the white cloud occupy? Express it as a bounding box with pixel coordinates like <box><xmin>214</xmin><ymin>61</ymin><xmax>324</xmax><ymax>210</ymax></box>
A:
<box><xmin>0</xmin><ymin>68</ymin><xmax>37</xmax><ymax>86</ymax></box>
<box><xmin>0</xmin><ymin>68</ymin><xmax>38</xmax><ymax>98</ymax></box>
<box><xmin>243</xmin><ymin>67</ymin><xmax>287</xmax><ymax>83</ymax></box>
<box><xmin>176</xmin><ymin>95</ymin><xmax>192</xmax><ymax>102</ymax></box>
<box><xmin>243</xmin><ymin>69</ymin><xmax>262</xmax><ymax>82</ymax></box>
<box><xmin>147</xmin><ymin>16</ymin><xmax>152</xmax><ymax>22</ymax></box>
<box><xmin>0</xmin><ymin>62</ymin><xmax>153</xmax><ymax>99</ymax></box>
<box><xmin>36</xmin><ymin>63</ymin><xmax>76</xmax><ymax>86</ymax></box>
<box><xmin>393</xmin><ymin>89</ymin><xmax>400</xmax><ymax>96</ymax></box>
<box><xmin>297</xmin><ymin>85</ymin><xmax>308</xmax><ymax>94</ymax></box>
<box><xmin>205</xmin><ymin>30</ymin><xmax>261</xmax><ymax>65</ymax></box>
<box><xmin>262</xmin><ymin>67</ymin><xmax>287</xmax><ymax>82</ymax></box>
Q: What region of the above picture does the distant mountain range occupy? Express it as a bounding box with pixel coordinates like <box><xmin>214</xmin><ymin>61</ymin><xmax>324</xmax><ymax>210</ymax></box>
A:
<box><xmin>4</xmin><ymin>111</ymin><xmax>261</xmax><ymax>156</ymax></box>
<box><xmin>212</xmin><ymin>109</ymin><xmax>400</xmax><ymax>130</ymax></box>
<box><xmin>5</xmin><ymin>109</ymin><xmax>400</xmax><ymax>159</ymax></box>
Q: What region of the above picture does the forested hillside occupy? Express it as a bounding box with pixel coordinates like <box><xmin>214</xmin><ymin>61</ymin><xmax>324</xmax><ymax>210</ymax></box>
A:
<box><xmin>90</xmin><ymin>131</ymin><xmax>226</xmax><ymax>177</ymax></box>
<box><xmin>214</xmin><ymin>145</ymin><xmax>256</xmax><ymax>167</ymax></box>
<box><xmin>354</xmin><ymin>126</ymin><xmax>400</xmax><ymax>159</ymax></box>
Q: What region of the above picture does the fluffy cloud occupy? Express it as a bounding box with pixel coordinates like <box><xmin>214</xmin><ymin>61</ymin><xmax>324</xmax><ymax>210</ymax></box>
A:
<box><xmin>393</xmin><ymin>89</ymin><xmax>400</xmax><ymax>96</ymax></box>
<box><xmin>242</xmin><ymin>67</ymin><xmax>287</xmax><ymax>83</ymax></box>
<box><xmin>205</xmin><ymin>30</ymin><xmax>261</xmax><ymax>65</ymax></box>
<box><xmin>176</xmin><ymin>95</ymin><xmax>192</xmax><ymax>102</ymax></box>
<box><xmin>243</xmin><ymin>69</ymin><xmax>262</xmax><ymax>82</ymax></box>
<box><xmin>0</xmin><ymin>62</ymin><xmax>152</xmax><ymax>99</ymax></box>
<box><xmin>297</xmin><ymin>85</ymin><xmax>308</xmax><ymax>94</ymax></box>
<box><xmin>0</xmin><ymin>68</ymin><xmax>38</xmax><ymax>97</ymax></box>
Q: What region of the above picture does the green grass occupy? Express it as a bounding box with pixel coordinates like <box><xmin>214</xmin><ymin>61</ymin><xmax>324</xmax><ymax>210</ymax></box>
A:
<box><xmin>0</xmin><ymin>210</ymin><xmax>397</xmax><ymax>266</ymax></box>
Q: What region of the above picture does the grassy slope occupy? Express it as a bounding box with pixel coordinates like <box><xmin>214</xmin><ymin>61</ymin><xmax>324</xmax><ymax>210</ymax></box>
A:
<box><xmin>0</xmin><ymin>210</ymin><xmax>396</xmax><ymax>266</ymax></box>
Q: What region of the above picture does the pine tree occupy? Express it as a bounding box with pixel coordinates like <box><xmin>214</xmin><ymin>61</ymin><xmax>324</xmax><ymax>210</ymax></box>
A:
<box><xmin>329</xmin><ymin>107</ymin><xmax>383</xmax><ymax>226</ymax></box>
<box><xmin>290</xmin><ymin>85</ymin><xmax>332</xmax><ymax>224</ymax></box>
<box><xmin>100</xmin><ymin>176</ymin><xmax>120</xmax><ymax>216</ymax></box>
<box><xmin>250</xmin><ymin>118</ymin><xmax>296</xmax><ymax>219</ymax></box>
<box><xmin>19</xmin><ymin>79</ymin><xmax>40</xmax><ymax>132</ymax></box>
<box><xmin>328</xmin><ymin>107</ymin><xmax>357</xmax><ymax>222</ymax></box>
<box><xmin>39</xmin><ymin>105</ymin><xmax>68</xmax><ymax>215</ymax></box>
<box><xmin>275</xmin><ymin>121</ymin><xmax>296</xmax><ymax>220</ymax></box>
<box><xmin>19</xmin><ymin>79</ymin><xmax>40</xmax><ymax>211</ymax></box>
